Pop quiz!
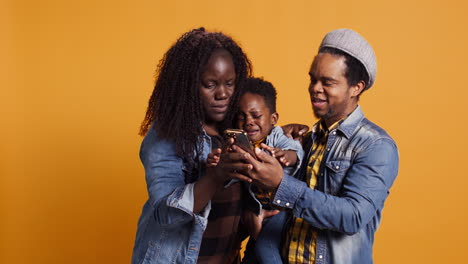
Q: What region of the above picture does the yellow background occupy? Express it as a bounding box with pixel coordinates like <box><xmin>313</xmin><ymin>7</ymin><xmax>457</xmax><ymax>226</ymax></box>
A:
<box><xmin>2</xmin><ymin>0</ymin><xmax>468</xmax><ymax>263</ymax></box>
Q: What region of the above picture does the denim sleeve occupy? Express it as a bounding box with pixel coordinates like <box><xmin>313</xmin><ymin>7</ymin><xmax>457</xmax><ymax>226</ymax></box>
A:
<box><xmin>140</xmin><ymin>130</ymin><xmax>211</xmax><ymax>228</ymax></box>
<box><xmin>272</xmin><ymin>138</ymin><xmax>399</xmax><ymax>235</ymax></box>
<box><xmin>267</xmin><ymin>126</ymin><xmax>304</xmax><ymax>175</ymax></box>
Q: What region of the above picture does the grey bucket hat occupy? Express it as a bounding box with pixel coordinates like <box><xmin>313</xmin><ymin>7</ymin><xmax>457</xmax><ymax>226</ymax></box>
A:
<box><xmin>319</xmin><ymin>29</ymin><xmax>377</xmax><ymax>90</ymax></box>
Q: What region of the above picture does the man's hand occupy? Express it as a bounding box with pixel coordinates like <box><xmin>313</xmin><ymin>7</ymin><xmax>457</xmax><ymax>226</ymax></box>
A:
<box><xmin>282</xmin><ymin>123</ymin><xmax>309</xmax><ymax>144</ymax></box>
<box><xmin>231</xmin><ymin>144</ymin><xmax>284</xmax><ymax>190</ymax></box>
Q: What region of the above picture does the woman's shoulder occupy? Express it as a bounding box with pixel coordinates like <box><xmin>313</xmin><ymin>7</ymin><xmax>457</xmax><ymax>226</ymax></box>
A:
<box><xmin>140</xmin><ymin>127</ymin><xmax>178</xmax><ymax>159</ymax></box>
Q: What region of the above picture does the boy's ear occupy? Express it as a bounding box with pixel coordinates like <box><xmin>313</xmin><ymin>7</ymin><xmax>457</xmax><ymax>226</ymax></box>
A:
<box><xmin>271</xmin><ymin>112</ymin><xmax>279</xmax><ymax>125</ymax></box>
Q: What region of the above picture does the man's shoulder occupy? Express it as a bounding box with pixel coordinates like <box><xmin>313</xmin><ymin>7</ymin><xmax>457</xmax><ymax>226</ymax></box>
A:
<box><xmin>340</xmin><ymin>106</ymin><xmax>394</xmax><ymax>143</ymax></box>
<box><xmin>357</xmin><ymin>118</ymin><xmax>394</xmax><ymax>142</ymax></box>
<box><xmin>343</xmin><ymin>117</ymin><xmax>398</xmax><ymax>156</ymax></box>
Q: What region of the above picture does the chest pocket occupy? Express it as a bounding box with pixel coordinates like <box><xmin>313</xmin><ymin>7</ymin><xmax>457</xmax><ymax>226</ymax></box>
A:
<box><xmin>324</xmin><ymin>160</ymin><xmax>351</xmax><ymax>195</ymax></box>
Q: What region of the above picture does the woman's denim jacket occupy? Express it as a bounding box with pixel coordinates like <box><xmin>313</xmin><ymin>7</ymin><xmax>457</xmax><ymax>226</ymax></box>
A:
<box><xmin>253</xmin><ymin>106</ymin><xmax>399</xmax><ymax>264</ymax></box>
<box><xmin>132</xmin><ymin>127</ymin><xmax>219</xmax><ymax>264</ymax></box>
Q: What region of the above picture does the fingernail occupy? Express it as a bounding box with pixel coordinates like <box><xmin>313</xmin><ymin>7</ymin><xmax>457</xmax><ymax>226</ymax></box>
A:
<box><xmin>255</xmin><ymin>148</ymin><xmax>261</xmax><ymax>154</ymax></box>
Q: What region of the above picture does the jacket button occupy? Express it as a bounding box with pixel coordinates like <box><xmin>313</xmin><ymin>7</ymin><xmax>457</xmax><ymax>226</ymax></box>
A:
<box><xmin>276</xmin><ymin>199</ymin><xmax>281</xmax><ymax>204</ymax></box>
<box><xmin>319</xmin><ymin>255</ymin><xmax>323</xmax><ymax>259</ymax></box>
<box><xmin>286</xmin><ymin>202</ymin><xmax>290</xmax><ymax>207</ymax></box>
<box><xmin>335</xmin><ymin>166</ymin><xmax>340</xmax><ymax>169</ymax></box>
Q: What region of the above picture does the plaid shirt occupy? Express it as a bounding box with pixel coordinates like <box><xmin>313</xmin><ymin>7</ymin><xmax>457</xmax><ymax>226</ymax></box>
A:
<box><xmin>198</xmin><ymin>135</ymin><xmax>244</xmax><ymax>264</ymax></box>
<box><xmin>283</xmin><ymin>120</ymin><xmax>341</xmax><ymax>263</ymax></box>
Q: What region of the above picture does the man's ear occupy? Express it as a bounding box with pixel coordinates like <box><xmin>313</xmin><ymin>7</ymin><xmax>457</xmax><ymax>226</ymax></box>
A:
<box><xmin>271</xmin><ymin>112</ymin><xmax>279</xmax><ymax>125</ymax></box>
<box><xmin>352</xmin><ymin>80</ymin><xmax>366</xmax><ymax>97</ymax></box>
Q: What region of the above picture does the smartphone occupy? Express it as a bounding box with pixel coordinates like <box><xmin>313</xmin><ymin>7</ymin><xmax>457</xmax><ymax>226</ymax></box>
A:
<box><xmin>223</xmin><ymin>129</ymin><xmax>257</xmax><ymax>158</ymax></box>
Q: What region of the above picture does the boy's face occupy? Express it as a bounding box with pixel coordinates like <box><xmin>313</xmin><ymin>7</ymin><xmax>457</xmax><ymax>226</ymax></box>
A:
<box><xmin>237</xmin><ymin>92</ymin><xmax>278</xmax><ymax>143</ymax></box>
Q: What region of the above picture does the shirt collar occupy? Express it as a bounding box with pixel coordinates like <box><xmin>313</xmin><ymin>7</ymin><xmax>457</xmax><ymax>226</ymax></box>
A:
<box><xmin>312</xmin><ymin>105</ymin><xmax>365</xmax><ymax>139</ymax></box>
<box><xmin>253</xmin><ymin>138</ymin><xmax>266</xmax><ymax>148</ymax></box>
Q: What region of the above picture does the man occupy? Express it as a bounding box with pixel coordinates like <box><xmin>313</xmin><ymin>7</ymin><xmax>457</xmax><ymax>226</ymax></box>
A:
<box><xmin>230</xmin><ymin>29</ymin><xmax>399</xmax><ymax>263</ymax></box>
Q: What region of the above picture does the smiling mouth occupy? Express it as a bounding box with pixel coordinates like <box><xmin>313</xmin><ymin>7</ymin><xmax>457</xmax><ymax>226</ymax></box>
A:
<box><xmin>312</xmin><ymin>98</ymin><xmax>327</xmax><ymax>107</ymax></box>
<box><xmin>312</xmin><ymin>98</ymin><xmax>327</xmax><ymax>103</ymax></box>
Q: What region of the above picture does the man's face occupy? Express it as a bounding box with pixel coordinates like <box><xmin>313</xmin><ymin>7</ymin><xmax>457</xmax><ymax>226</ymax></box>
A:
<box><xmin>308</xmin><ymin>52</ymin><xmax>360</xmax><ymax>127</ymax></box>
<box><xmin>237</xmin><ymin>92</ymin><xmax>278</xmax><ymax>143</ymax></box>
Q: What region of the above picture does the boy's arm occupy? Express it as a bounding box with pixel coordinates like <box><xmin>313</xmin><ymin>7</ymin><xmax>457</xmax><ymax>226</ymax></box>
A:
<box><xmin>266</xmin><ymin>126</ymin><xmax>304</xmax><ymax>174</ymax></box>
<box><xmin>262</xmin><ymin>146</ymin><xmax>298</xmax><ymax>167</ymax></box>
<box><xmin>281</xmin><ymin>150</ymin><xmax>298</xmax><ymax>167</ymax></box>
<box><xmin>206</xmin><ymin>148</ymin><xmax>221</xmax><ymax>167</ymax></box>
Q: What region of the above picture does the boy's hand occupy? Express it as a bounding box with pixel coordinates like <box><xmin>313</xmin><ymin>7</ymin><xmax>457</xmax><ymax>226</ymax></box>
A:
<box><xmin>261</xmin><ymin>145</ymin><xmax>297</xmax><ymax>167</ymax></box>
<box><xmin>206</xmin><ymin>148</ymin><xmax>221</xmax><ymax>167</ymax></box>
<box><xmin>278</xmin><ymin>150</ymin><xmax>298</xmax><ymax>167</ymax></box>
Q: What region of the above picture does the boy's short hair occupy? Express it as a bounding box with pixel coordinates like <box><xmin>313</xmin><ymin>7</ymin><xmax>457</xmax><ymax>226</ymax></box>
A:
<box><xmin>243</xmin><ymin>77</ymin><xmax>277</xmax><ymax>113</ymax></box>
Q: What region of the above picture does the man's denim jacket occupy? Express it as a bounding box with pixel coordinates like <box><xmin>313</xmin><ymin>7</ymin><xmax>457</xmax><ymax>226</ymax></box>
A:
<box><xmin>254</xmin><ymin>106</ymin><xmax>399</xmax><ymax>264</ymax></box>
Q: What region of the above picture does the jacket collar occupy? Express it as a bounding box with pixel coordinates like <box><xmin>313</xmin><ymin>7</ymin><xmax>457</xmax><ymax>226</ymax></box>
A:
<box><xmin>312</xmin><ymin>105</ymin><xmax>365</xmax><ymax>139</ymax></box>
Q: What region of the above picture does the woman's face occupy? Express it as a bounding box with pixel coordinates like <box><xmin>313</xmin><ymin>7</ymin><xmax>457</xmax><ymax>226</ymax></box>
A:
<box><xmin>199</xmin><ymin>49</ymin><xmax>236</xmax><ymax>126</ymax></box>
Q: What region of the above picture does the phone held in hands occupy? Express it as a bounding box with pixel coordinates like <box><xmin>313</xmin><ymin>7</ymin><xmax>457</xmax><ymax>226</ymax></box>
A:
<box><xmin>224</xmin><ymin>129</ymin><xmax>257</xmax><ymax>158</ymax></box>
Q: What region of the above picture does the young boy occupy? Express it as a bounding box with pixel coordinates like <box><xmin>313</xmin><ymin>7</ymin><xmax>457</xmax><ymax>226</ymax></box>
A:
<box><xmin>207</xmin><ymin>77</ymin><xmax>303</xmax><ymax>198</ymax></box>
<box><xmin>238</xmin><ymin>77</ymin><xmax>304</xmax><ymax>263</ymax></box>
<box><xmin>207</xmin><ymin>77</ymin><xmax>303</xmax><ymax>262</ymax></box>
<box><xmin>236</xmin><ymin>77</ymin><xmax>303</xmax><ymax>208</ymax></box>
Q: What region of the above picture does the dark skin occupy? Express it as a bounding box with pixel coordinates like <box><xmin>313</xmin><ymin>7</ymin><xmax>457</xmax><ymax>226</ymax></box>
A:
<box><xmin>208</xmin><ymin>141</ymin><xmax>282</xmax><ymax>239</ymax></box>
<box><xmin>225</xmin><ymin>52</ymin><xmax>367</xmax><ymax>235</ymax></box>
<box><xmin>282</xmin><ymin>123</ymin><xmax>309</xmax><ymax>144</ymax></box>
<box><xmin>204</xmin><ymin>124</ymin><xmax>308</xmax><ymax>237</ymax></box>
<box><xmin>237</xmin><ymin>92</ymin><xmax>298</xmax><ymax>167</ymax></box>
<box><xmin>192</xmin><ymin>49</ymin><xmax>251</xmax><ymax>214</ymax></box>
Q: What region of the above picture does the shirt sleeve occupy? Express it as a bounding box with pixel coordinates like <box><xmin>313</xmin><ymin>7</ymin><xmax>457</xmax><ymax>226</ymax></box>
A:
<box><xmin>272</xmin><ymin>138</ymin><xmax>399</xmax><ymax>235</ymax></box>
<box><xmin>140</xmin><ymin>129</ymin><xmax>211</xmax><ymax>228</ymax></box>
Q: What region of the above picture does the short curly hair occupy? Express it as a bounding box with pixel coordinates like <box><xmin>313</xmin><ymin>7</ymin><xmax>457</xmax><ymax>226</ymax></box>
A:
<box><xmin>243</xmin><ymin>77</ymin><xmax>277</xmax><ymax>113</ymax></box>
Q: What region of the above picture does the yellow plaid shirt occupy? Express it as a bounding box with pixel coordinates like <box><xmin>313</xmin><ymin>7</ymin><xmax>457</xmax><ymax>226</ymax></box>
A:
<box><xmin>282</xmin><ymin>120</ymin><xmax>340</xmax><ymax>263</ymax></box>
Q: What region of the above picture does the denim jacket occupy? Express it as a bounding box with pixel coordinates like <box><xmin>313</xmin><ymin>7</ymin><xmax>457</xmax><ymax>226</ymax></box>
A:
<box><xmin>266</xmin><ymin>126</ymin><xmax>304</xmax><ymax>176</ymax></box>
<box><xmin>131</xmin><ymin>127</ymin><xmax>215</xmax><ymax>264</ymax></box>
<box><xmin>254</xmin><ymin>106</ymin><xmax>399</xmax><ymax>264</ymax></box>
<box><xmin>132</xmin><ymin>126</ymin><xmax>266</xmax><ymax>264</ymax></box>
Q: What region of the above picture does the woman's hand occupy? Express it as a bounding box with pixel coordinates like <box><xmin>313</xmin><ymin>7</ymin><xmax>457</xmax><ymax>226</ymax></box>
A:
<box><xmin>210</xmin><ymin>137</ymin><xmax>253</xmax><ymax>184</ymax></box>
<box><xmin>242</xmin><ymin>209</ymin><xmax>280</xmax><ymax>240</ymax></box>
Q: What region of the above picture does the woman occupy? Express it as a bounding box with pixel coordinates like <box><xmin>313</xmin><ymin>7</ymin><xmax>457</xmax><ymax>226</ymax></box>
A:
<box><xmin>131</xmin><ymin>27</ymin><xmax>253</xmax><ymax>264</ymax></box>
